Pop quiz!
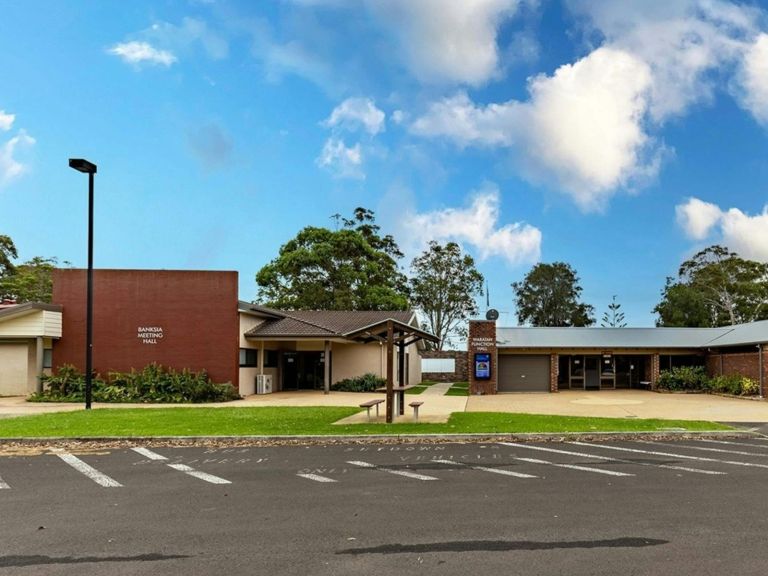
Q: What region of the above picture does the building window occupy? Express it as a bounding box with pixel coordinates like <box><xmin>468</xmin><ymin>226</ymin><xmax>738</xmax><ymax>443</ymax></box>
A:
<box><xmin>239</xmin><ymin>348</ymin><xmax>258</xmax><ymax>367</ymax></box>
<box><xmin>43</xmin><ymin>349</ymin><xmax>53</xmax><ymax>369</ymax></box>
<box><xmin>264</xmin><ymin>350</ymin><xmax>278</xmax><ymax>368</ymax></box>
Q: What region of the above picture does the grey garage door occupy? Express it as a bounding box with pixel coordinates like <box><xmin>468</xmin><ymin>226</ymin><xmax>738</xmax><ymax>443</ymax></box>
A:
<box><xmin>498</xmin><ymin>355</ymin><xmax>550</xmax><ymax>392</ymax></box>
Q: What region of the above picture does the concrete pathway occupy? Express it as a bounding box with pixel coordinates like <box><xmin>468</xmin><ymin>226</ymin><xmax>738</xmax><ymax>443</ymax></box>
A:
<box><xmin>466</xmin><ymin>390</ymin><xmax>768</xmax><ymax>422</ymax></box>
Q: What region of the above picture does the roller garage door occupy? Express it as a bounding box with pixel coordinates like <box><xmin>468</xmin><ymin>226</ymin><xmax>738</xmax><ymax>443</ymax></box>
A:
<box><xmin>498</xmin><ymin>354</ymin><xmax>550</xmax><ymax>392</ymax></box>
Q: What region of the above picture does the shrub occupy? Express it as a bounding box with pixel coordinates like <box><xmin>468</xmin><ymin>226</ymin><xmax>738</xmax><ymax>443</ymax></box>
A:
<box><xmin>656</xmin><ymin>366</ymin><xmax>708</xmax><ymax>391</ymax></box>
<box><xmin>330</xmin><ymin>373</ymin><xmax>386</xmax><ymax>392</ymax></box>
<box><xmin>710</xmin><ymin>374</ymin><xmax>759</xmax><ymax>396</ymax></box>
<box><xmin>30</xmin><ymin>363</ymin><xmax>240</xmax><ymax>403</ymax></box>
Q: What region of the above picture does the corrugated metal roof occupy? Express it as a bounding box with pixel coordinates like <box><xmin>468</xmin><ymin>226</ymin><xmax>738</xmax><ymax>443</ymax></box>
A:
<box><xmin>704</xmin><ymin>320</ymin><xmax>768</xmax><ymax>347</ymax></box>
<box><xmin>497</xmin><ymin>326</ymin><xmax>734</xmax><ymax>349</ymax></box>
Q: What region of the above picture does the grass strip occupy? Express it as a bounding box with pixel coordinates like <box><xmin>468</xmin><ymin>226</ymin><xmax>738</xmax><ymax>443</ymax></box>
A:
<box><xmin>405</xmin><ymin>386</ymin><xmax>428</xmax><ymax>395</ymax></box>
<box><xmin>0</xmin><ymin>407</ymin><xmax>731</xmax><ymax>438</ymax></box>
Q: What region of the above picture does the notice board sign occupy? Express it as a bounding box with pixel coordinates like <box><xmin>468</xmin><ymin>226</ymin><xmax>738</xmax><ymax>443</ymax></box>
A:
<box><xmin>474</xmin><ymin>353</ymin><xmax>491</xmax><ymax>380</ymax></box>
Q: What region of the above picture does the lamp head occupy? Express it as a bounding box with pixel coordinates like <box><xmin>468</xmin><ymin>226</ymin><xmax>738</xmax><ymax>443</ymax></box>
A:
<box><xmin>68</xmin><ymin>158</ymin><xmax>97</xmax><ymax>174</ymax></box>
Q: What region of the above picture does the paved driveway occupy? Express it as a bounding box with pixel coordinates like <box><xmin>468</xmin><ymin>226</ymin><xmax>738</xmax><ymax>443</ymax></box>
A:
<box><xmin>466</xmin><ymin>389</ymin><xmax>768</xmax><ymax>422</ymax></box>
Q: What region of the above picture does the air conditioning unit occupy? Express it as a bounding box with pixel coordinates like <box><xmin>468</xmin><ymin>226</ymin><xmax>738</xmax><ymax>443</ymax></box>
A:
<box><xmin>255</xmin><ymin>374</ymin><xmax>273</xmax><ymax>394</ymax></box>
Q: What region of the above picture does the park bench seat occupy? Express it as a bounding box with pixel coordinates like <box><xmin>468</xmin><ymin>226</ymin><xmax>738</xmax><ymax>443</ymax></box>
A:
<box><xmin>408</xmin><ymin>401</ymin><xmax>424</xmax><ymax>421</ymax></box>
<box><xmin>359</xmin><ymin>398</ymin><xmax>384</xmax><ymax>420</ymax></box>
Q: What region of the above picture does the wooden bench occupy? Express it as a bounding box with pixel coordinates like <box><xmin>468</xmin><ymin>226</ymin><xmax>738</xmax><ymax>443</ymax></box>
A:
<box><xmin>408</xmin><ymin>401</ymin><xmax>424</xmax><ymax>422</ymax></box>
<box><xmin>359</xmin><ymin>398</ymin><xmax>385</xmax><ymax>421</ymax></box>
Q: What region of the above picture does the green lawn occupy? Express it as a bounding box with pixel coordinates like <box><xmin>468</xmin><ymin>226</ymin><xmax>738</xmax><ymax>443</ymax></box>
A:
<box><xmin>405</xmin><ymin>386</ymin><xmax>428</xmax><ymax>395</ymax></box>
<box><xmin>0</xmin><ymin>407</ymin><xmax>731</xmax><ymax>438</ymax></box>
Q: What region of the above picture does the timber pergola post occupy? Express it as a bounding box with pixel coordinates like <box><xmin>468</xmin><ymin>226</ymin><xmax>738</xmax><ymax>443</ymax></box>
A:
<box><xmin>343</xmin><ymin>318</ymin><xmax>439</xmax><ymax>424</ymax></box>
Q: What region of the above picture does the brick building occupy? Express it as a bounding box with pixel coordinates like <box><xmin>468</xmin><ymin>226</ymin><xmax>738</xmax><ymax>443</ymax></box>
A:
<box><xmin>467</xmin><ymin>319</ymin><xmax>768</xmax><ymax>397</ymax></box>
<box><xmin>46</xmin><ymin>269</ymin><xmax>432</xmax><ymax>397</ymax></box>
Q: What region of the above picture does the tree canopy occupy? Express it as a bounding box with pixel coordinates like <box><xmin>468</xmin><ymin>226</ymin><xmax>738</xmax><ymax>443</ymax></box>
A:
<box><xmin>601</xmin><ymin>295</ymin><xmax>627</xmax><ymax>327</ymax></box>
<box><xmin>0</xmin><ymin>235</ymin><xmax>62</xmax><ymax>304</ymax></box>
<box><xmin>0</xmin><ymin>256</ymin><xmax>62</xmax><ymax>303</ymax></box>
<box><xmin>0</xmin><ymin>235</ymin><xmax>17</xmax><ymax>278</ymax></box>
<box><xmin>512</xmin><ymin>262</ymin><xmax>595</xmax><ymax>327</ymax></box>
<box><xmin>409</xmin><ymin>241</ymin><xmax>484</xmax><ymax>350</ymax></box>
<box><xmin>654</xmin><ymin>245</ymin><xmax>768</xmax><ymax>327</ymax></box>
<box><xmin>255</xmin><ymin>208</ymin><xmax>409</xmax><ymax>311</ymax></box>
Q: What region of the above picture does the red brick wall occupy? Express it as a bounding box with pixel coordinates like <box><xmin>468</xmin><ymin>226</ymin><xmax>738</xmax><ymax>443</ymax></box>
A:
<box><xmin>764</xmin><ymin>345</ymin><xmax>767</xmax><ymax>398</ymax></box>
<box><xmin>420</xmin><ymin>350</ymin><xmax>468</xmax><ymax>382</ymax></box>
<box><xmin>705</xmin><ymin>352</ymin><xmax>760</xmax><ymax>381</ymax></box>
<box><xmin>468</xmin><ymin>320</ymin><xmax>496</xmax><ymax>395</ymax></box>
<box><xmin>550</xmin><ymin>353</ymin><xmax>559</xmax><ymax>392</ymax></box>
<box><xmin>52</xmin><ymin>269</ymin><xmax>239</xmax><ymax>386</ymax></box>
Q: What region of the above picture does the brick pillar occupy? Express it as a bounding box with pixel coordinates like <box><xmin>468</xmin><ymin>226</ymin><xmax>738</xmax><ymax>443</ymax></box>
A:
<box><xmin>550</xmin><ymin>353</ymin><xmax>559</xmax><ymax>392</ymax></box>
<box><xmin>761</xmin><ymin>344</ymin><xmax>767</xmax><ymax>398</ymax></box>
<box><xmin>650</xmin><ymin>353</ymin><xmax>660</xmax><ymax>390</ymax></box>
<box><xmin>468</xmin><ymin>320</ymin><xmax>497</xmax><ymax>395</ymax></box>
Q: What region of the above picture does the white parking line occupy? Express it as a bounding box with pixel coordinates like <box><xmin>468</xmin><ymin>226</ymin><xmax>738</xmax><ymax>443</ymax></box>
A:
<box><xmin>131</xmin><ymin>447</ymin><xmax>168</xmax><ymax>461</ymax></box>
<box><xmin>297</xmin><ymin>473</ymin><xmax>338</xmax><ymax>483</ymax></box>
<box><xmin>514</xmin><ymin>457</ymin><xmax>634</xmax><ymax>477</ymax></box>
<box><xmin>699</xmin><ymin>439</ymin><xmax>768</xmax><ymax>450</ymax></box>
<box><xmin>642</xmin><ymin>441</ymin><xmax>768</xmax><ymax>458</ymax></box>
<box><xmin>54</xmin><ymin>452</ymin><xmax>122</xmax><ymax>487</ymax></box>
<box><xmin>347</xmin><ymin>460</ymin><xmax>438</xmax><ymax>481</ymax></box>
<box><xmin>167</xmin><ymin>463</ymin><xmax>232</xmax><ymax>485</ymax></box>
<box><xmin>499</xmin><ymin>442</ymin><xmax>725</xmax><ymax>475</ymax></box>
<box><xmin>432</xmin><ymin>459</ymin><xmax>537</xmax><ymax>478</ymax></box>
<box><xmin>0</xmin><ymin>474</ymin><xmax>9</xmax><ymax>489</ymax></box>
<box><xmin>132</xmin><ymin>448</ymin><xmax>231</xmax><ymax>484</ymax></box>
<box><xmin>570</xmin><ymin>442</ymin><xmax>768</xmax><ymax>470</ymax></box>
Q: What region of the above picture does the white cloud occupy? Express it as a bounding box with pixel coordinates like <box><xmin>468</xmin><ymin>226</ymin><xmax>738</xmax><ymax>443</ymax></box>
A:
<box><xmin>324</xmin><ymin>97</ymin><xmax>385</xmax><ymax>135</ymax></box>
<box><xmin>0</xmin><ymin>110</ymin><xmax>14</xmax><ymax>131</ymax></box>
<box><xmin>411</xmin><ymin>48</ymin><xmax>659</xmax><ymax>210</ymax></box>
<box><xmin>148</xmin><ymin>17</ymin><xmax>229</xmax><ymax>60</ymax></box>
<box><xmin>316</xmin><ymin>137</ymin><xmax>364</xmax><ymax>179</ymax></box>
<box><xmin>0</xmin><ymin>129</ymin><xmax>35</xmax><ymax>187</ymax></box>
<box><xmin>411</xmin><ymin>92</ymin><xmax>519</xmax><ymax>147</ymax></box>
<box><xmin>567</xmin><ymin>0</ymin><xmax>755</xmax><ymax>122</ymax></box>
<box><xmin>676</xmin><ymin>197</ymin><xmax>723</xmax><ymax>240</ymax></box>
<box><xmin>108</xmin><ymin>41</ymin><xmax>177</xmax><ymax>67</ymax></box>
<box><xmin>735</xmin><ymin>33</ymin><xmax>768</xmax><ymax>125</ymax></box>
<box><xmin>675</xmin><ymin>197</ymin><xmax>768</xmax><ymax>262</ymax></box>
<box><xmin>403</xmin><ymin>183</ymin><xmax>541</xmax><ymax>266</ymax></box>
<box><xmin>365</xmin><ymin>0</ymin><xmax>523</xmax><ymax>85</ymax></box>
<box><xmin>720</xmin><ymin>206</ymin><xmax>768</xmax><ymax>262</ymax></box>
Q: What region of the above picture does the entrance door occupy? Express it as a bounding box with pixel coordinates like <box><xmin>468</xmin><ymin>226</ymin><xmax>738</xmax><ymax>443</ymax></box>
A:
<box><xmin>585</xmin><ymin>356</ymin><xmax>600</xmax><ymax>390</ymax></box>
<box><xmin>282</xmin><ymin>352</ymin><xmax>299</xmax><ymax>390</ymax></box>
<box><xmin>282</xmin><ymin>352</ymin><xmax>324</xmax><ymax>390</ymax></box>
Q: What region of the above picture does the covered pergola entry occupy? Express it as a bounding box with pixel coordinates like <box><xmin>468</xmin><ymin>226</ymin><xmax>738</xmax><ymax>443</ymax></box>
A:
<box><xmin>346</xmin><ymin>319</ymin><xmax>439</xmax><ymax>423</ymax></box>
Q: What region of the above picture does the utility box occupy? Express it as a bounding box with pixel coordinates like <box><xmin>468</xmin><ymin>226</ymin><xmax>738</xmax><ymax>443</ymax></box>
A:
<box><xmin>255</xmin><ymin>374</ymin><xmax>273</xmax><ymax>394</ymax></box>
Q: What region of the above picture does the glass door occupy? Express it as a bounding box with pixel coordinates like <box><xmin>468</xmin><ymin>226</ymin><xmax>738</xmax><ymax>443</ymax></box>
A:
<box><xmin>569</xmin><ymin>355</ymin><xmax>585</xmax><ymax>389</ymax></box>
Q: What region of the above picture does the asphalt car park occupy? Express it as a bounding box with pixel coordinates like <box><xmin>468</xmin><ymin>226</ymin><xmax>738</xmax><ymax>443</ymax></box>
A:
<box><xmin>3</xmin><ymin>439</ymin><xmax>768</xmax><ymax>575</ymax></box>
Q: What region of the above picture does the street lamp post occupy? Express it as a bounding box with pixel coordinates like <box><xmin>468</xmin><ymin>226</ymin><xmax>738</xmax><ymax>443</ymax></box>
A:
<box><xmin>68</xmin><ymin>158</ymin><xmax>97</xmax><ymax>410</ymax></box>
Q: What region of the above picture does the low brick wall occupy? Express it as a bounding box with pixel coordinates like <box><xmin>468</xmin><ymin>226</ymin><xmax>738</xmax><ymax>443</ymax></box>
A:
<box><xmin>420</xmin><ymin>350</ymin><xmax>468</xmax><ymax>382</ymax></box>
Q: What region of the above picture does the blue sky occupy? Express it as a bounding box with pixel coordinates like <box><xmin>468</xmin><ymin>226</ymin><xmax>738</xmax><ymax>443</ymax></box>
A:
<box><xmin>2</xmin><ymin>0</ymin><xmax>768</xmax><ymax>331</ymax></box>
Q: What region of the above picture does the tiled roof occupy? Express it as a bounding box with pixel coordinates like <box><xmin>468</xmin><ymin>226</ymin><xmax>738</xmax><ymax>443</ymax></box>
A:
<box><xmin>244</xmin><ymin>309</ymin><xmax>416</xmax><ymax>338</ymax></box>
